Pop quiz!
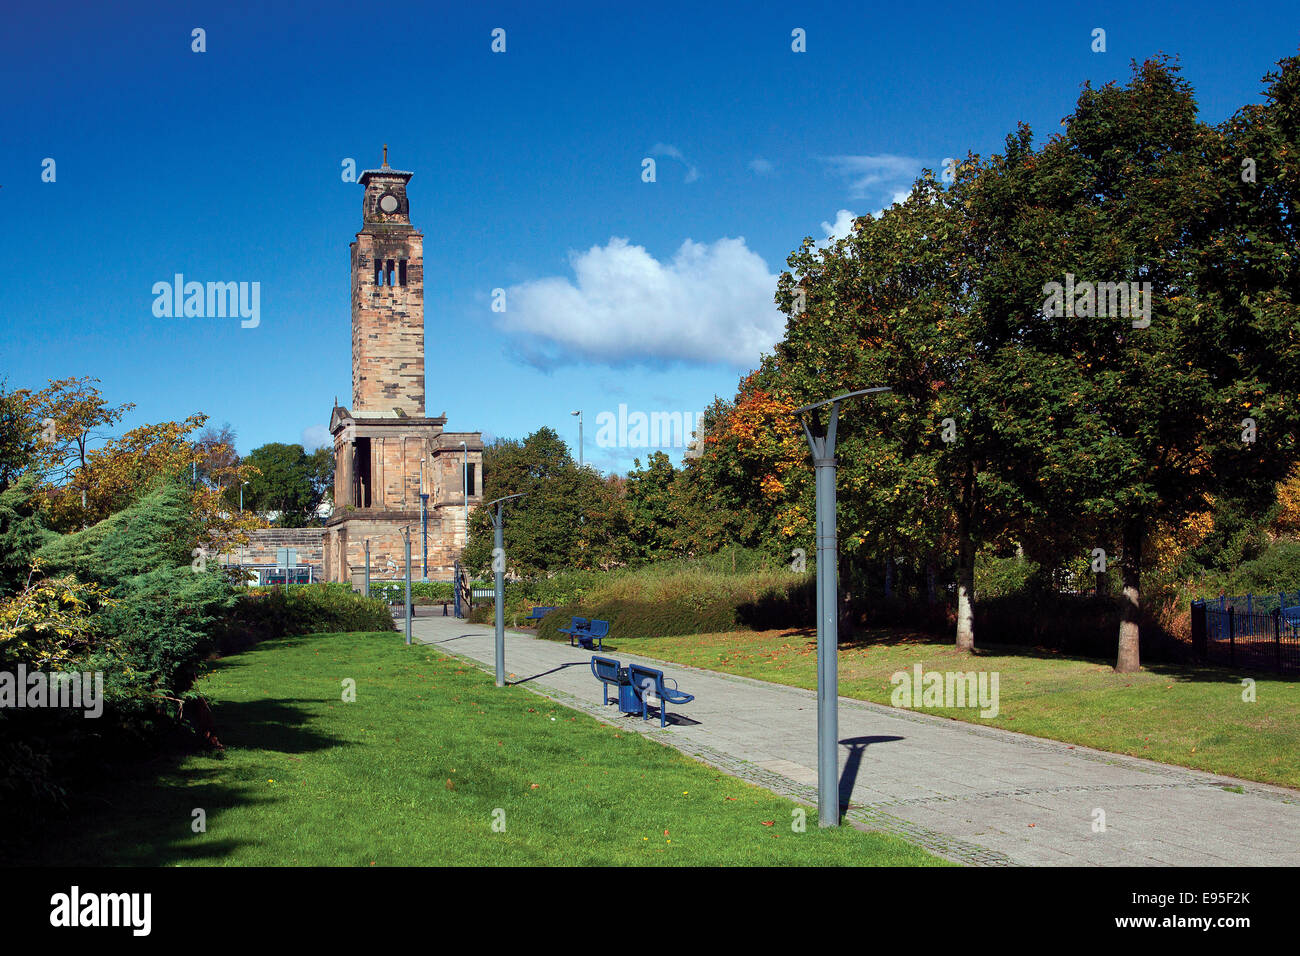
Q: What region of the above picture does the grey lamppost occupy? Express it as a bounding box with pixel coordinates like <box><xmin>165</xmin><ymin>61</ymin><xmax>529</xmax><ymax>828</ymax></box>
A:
<box><xmin>485</xmin><ymin>493</ymin><xmax>526</xmax><ymax>687</ymax></box>
<box><xmin>460</xmin><ymin>440</ymin><xmax>469</xmax><ymax>542</ymax></box>
<box><xmin>794</xmin><ymin>386</ymin><xmax>891</xmax><ymax>827</ymax></box>
<box><xmin>419</xmin><ymin>458</ymin><xmax>428</xmax><ymax>582</ymax></box>
<box><xmin>402</xmin><ymin>526</ymin><xmax>413</xmax><ymax>646</ymax></box>
<box><xmin>239</xmin><ymin>480</ymin><xmax>246</xmax><ymax>514</ymax></box>
<box><xmin>571</xmin><ymin>410</ymin><xmax>583</xmax><ymax>468</ymax></box>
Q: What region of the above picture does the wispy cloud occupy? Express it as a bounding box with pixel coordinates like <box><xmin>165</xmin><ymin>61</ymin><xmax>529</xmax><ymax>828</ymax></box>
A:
<box><xmin>651</xmin><ymin>143</ymin><xmax>700</xmax><ymax>183</ymax></box>
<box><xmin>822</xmin><ymin>153</ymin><xmax>922</xmax><ymax>203</ymax></box>
<box><xmin>748</xmin><ymin>156</ymin><xmax>775</xmax><ymax>176</ymax></box>
<box><xmin>301</xmin><ymin>424</ymin><xmax>331</xmax><ymax>451</ymax></box>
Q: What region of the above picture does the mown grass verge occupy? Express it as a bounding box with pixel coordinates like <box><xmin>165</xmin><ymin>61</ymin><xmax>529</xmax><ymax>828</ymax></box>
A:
<box><xmin>1</xmin><ymin>630</ymin><xmax>948</xmax><ymax>866</ymax></box>
<box><xmin>602</xmin><ymin>627</ymin><xmax>1300</xmax><ymax>790</ymax></box>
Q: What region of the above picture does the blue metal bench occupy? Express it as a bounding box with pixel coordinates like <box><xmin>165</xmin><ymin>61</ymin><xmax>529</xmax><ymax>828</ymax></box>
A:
<box><xmin>559</xmin><ymin>616</ymin><xmax>590</xmax><ymax>645</ymax></box>
<box><xmin>591</xmin><ymin>655</ymin><xmax>624</xmax><ymax>704</ymax></box>
<box><xmin>523</xmin><ymin>605</ymin><xmax>557</xmax><ymax>622</ymax></box>
<box><xmin>591</xmin><ymin>655</ymin><xmax>641</xmax><ymax>713</ymax></box>
<box><xmin>577</xmin><ymin>619</ymin><xmax>609</xmax><ymax>651</ymax></box>
<box><xmin>627</xmin><ymin>663</ymin><xmax>695</xmax><ymax>727</ymax></box>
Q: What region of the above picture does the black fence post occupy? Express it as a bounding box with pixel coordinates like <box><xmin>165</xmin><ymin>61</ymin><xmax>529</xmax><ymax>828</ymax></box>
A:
<box><xmin>1191</xmin><ymin>601</ymin><xmax>1206</xmax><ymax>660</ymax></box>
<box><xmin>1228</xmin><ymin>606</ymin><xmax>1236</xmax><ymax>666</ymax></box>
<box><xmin>1275</xmin><ymin>607</ymin><xmax>1282</xmax><ymax>673</ymax></box>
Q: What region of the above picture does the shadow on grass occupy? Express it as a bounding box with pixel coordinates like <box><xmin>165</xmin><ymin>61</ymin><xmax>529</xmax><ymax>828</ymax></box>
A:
<box><xmin>831</xmin><ymin>625</ymin><xmax>1300</xmax><ymax>685</ymax></box>
<box><xmin>2</xmin><ymin>696</ymin><xmax>347</xmax><ymax>867</ymax></box>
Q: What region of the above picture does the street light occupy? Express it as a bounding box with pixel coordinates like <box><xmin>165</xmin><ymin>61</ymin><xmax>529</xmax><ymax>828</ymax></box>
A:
<box><xmin>794</xmin><ymin>386</ymin><xmax>891</xmax><ymax>827</ymax></box>
<box><xmin>419</xmin><ymin>458</ymin><xmax>428</xmax><ymax>582</ymax></box>
<box><xmin>485</xmin><ymin>493</ymin><xmax>527</xmax><ymax>687</ymax></box>
<box><xmin>459</xmin><ymin>440</ymin><xmax>469</xmax><ymax>546</ymax></box>
<box><xmin>571</xmin><ymin>410</ymin><xmax>583</xmax><ymax>469</ymax></box>
<box><xmin>401</xmin><ymin>526</ymin><xmax>413</xmax><ymax>646</ymax></box>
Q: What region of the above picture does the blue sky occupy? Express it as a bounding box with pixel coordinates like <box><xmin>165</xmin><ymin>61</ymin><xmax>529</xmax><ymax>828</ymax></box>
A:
<box><xmin>2</xmin><ymin>0</ymin><xmax>1296</xmax><ymax>475</ymax></box>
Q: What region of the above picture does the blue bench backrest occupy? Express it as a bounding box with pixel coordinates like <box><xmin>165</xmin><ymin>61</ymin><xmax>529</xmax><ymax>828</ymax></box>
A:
<box><xmin>588</xmin><ymin>620</ymin><xmax>610</xmax><ymax>638</ymax></box>
<box><xmin>628</xmin><ymin>663</ymin><xmax>663</xmax><ymax>695</ymax></box>
<box><xmin>571</xmin><ymin>616</ymin><xmax>589</xmax><ymax>630</ymax></box>
<box><xmin>591</xmin><ymin>656</ymin><xmax>621</xmax><ymax>682</ymax></box>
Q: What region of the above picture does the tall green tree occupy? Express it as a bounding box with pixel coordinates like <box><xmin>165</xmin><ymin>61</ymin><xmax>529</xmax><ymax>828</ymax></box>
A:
<box><xmin>462</xmin><ymin>428</ymin><xmax>630</xmax><ymax>575</ymax></box>
<box><xmin>775</xmin><ymin>160</ymin><xmax>1027</xmax><ymax>650</ymax></box>
<box><xmin>984</xmin><ymin>56</ymin><xmax>1300</xmax><ymax>671</ymax></box>
<box><xmin>241</xmin><ymin>443</ymin><xmax>333</xmax><ymax>526</ymax></box>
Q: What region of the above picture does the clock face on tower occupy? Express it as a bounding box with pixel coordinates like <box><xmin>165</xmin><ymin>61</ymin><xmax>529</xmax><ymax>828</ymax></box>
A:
<box><xmin>379</xmin><ymin>193</ymin><xmax>399</xmax><ymax>214</ymax></box>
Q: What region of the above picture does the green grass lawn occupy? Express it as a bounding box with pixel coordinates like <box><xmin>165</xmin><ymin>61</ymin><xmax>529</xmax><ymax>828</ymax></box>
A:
<box><xmin>597</xmin><ymin>627</ymin><xmax>1300</xmax><ymax>790</ymax></box>
<box><xmin>6</xmin><ymin>631</ymin><xmax>946</xmax><ymax>866</ymax></box>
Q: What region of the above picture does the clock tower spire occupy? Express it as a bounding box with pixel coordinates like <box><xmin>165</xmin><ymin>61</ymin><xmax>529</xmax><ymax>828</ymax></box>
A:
<box><xmin>325</xmin><ymin>152</ymin><xmax>484</xmax><ymax>587</ymax></box>
<box><xmin>351</xmin><ymin>153</ymin><xmax>421</xmax><ymax>415</ymax></box>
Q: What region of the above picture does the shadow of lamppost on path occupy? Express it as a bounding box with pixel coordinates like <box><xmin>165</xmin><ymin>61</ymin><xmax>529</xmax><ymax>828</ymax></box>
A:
<box><xmin>838</xmin><ymin>735</ymin><xmax>904</xmax><ymax>816</ymax></box>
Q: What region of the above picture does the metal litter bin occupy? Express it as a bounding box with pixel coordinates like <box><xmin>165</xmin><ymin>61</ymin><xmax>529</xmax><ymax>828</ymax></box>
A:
<box><xmin>616</xmin><ymin>667</ymin><xmax>639</xmax><ymax>714</ymax></box>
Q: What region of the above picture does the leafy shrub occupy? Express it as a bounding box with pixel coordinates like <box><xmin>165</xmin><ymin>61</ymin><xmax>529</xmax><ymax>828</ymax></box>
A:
<box><xmin>975</xmin><ymin>553</ymin><xmax>1040</xmax><ymax>599</ymax></box>
<box><xmin>1227</xmin><ymin>540</ymin><xmax>1300</xmax><ymax>596</ymax></box>
<box><xmin>35</xmin><ymin>478</ymin><xmax>198</xmax><ymax>588</ymax></box>
<box><xmin>0</xmin><ymin>475</ymin><xmax>52</xmax><ymax>596</ymax></box>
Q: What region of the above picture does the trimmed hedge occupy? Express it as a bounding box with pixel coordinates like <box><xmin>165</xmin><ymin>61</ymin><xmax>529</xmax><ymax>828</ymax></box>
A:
<box><xmin>367</xmin><ymin>581</ymin><xmax>491</xmax><ymax>603</ymax></box>
<box><xmin>217</xmin><ymin>584</ymin><xmax>394</xmax><ymax>654</ymax></box>
<box><xmin>514</xmin><ymin>569</ymin><xmax>813</xmax><ymax>640</ymax></box>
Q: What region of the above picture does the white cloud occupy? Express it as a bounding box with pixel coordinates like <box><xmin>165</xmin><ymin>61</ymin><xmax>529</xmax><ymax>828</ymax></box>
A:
<box><xmin>651</xmin><ymin>143</ymin><xmax>700</xmax><ymax>183</ymax></box>
<box><xmin>823</xmin><ymin>153</ymin><xmax>922</xmax><ymax>201</ymax></box>
<box><xmin>500</xmin><ymin>236</ymin><xmax>784</xmax><ymax>367</ymax></box>
<box><xmin>748</xmin><ymin>157</ymin><xmax>775</xmax><ymax>176</ymax></box>
<box><xmin>819</xmin><ymin>209</ymin><xmax>859</xmax><ymax>245</ymax></box>
<box><xmin>301</xmin><ymin>424</ymin><xmax>331</xmax><ymax>451</ymax></box>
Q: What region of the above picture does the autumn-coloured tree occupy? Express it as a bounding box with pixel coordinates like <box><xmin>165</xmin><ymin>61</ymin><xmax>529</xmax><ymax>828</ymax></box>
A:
<box><xmin>18</xmin><ymin>377</ymin><xmax>135</xmax><ymax>488</ymax></box>
<box><xmin>1274</xmin><ymin>465</ymin><xmax>1300</xmax><ymax>537</ymax></box>
<box><xmin>194</xmin><ymin>422</ymin><xmax>240</xmax><ymax>493</ymax></box>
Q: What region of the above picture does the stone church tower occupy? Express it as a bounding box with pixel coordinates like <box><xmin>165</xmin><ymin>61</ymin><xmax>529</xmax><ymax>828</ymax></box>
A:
<box><xmin>324</xmin><ymin>150</ymin><xmax>483</xmax><ymax>584</ymax></box>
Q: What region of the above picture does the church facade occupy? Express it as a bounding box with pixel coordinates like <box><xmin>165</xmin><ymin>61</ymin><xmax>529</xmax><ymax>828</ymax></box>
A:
<box><xmin>323</xmin><ymin>154</ymin><xmax>483</xmax><ymax>584</ymax></box>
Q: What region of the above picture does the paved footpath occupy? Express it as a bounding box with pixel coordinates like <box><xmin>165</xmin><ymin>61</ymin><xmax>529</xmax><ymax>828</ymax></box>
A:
<box><xmin>410</xmin><ymin>616</ymin><xmax>1300</xmax><ymax>866</ymax></box>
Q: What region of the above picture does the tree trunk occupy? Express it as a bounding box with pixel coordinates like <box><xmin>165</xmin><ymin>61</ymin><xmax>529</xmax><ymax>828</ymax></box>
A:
<box><xmin>926</xmin><ymin>562</ymin><xmax>937</xmax><ymax>604</ymax></box>
<box><xmin>884</xmin><ymin>556</ymin><xmax>894</xmax><ymax>599</ymax></box>
<box><xmin>1116</xmin><ymin>519</ymin><xmax>1143</xmax><ymax>672</ymax></box>
<box><xmin>955</xmin><ymin>529</ymin><xmax>975</xmax><ymax>651</ymax></box>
